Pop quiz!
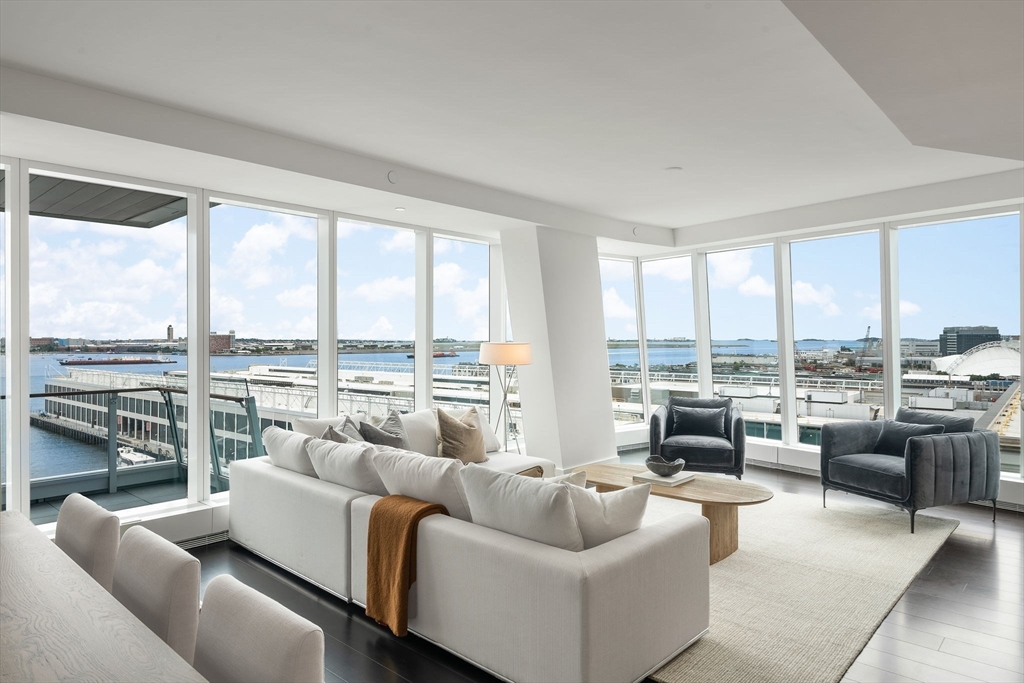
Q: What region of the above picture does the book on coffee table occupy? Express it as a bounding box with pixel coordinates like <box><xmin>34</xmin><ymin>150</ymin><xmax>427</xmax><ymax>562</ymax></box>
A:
<box><xmin>631</xmin><ymin>470</ymin><xmax>695</xmax><ymax>487</ymax></box>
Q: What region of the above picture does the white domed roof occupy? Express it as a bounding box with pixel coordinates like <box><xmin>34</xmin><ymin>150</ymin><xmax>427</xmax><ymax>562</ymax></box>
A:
<box><xmin>943</xmin><ymin>342</ymin><xmax>1021</xmax><ymax>378</ymax></box>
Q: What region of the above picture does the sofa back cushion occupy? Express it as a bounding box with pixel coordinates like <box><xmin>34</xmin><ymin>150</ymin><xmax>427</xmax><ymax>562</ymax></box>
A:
<box><xmin>895</xmin><ymin>407</ymin><xmax>974</xmax><ymax>434</ymax></box>
<box><xmin>291</xmin><ymin>414</ymin><xmax>365</xmax><ymax>438</ymax></box>
<box><xmin>669</xmin><ymin>405</ymin><xmax>728</xmax><ymax>439</ymax></box>
<box><xmin>263</xmin><ymin>426</ymin><xmax>317</xmax><ymax>477</ymax></box>
<box><xmin>565</xmin><ymin>483</ymin><xmax>651</xmax><ymax>549</ymax></box>
<box><xmin>873</xmin><ymin>420</ymin><xmax>944</xmax><ymax>457</ymax></box>
<box><xmin>373</xmin><ymin>449</ymin><xmax>472</xmax><ymax>522</ymax></box>
<box><xmin>460</xmin><ymin>466</ymin><xmax>584</xmax><ymax>551</ymax></box>
<box><xmin>307</xmin><ymin>439</ymin><xmax>388</xmax><ymax>496</ymax></box>
<box><xmin>398</xmin><ymin>409</ymin><xmax>441</xmax><ymax>456</ymax></box>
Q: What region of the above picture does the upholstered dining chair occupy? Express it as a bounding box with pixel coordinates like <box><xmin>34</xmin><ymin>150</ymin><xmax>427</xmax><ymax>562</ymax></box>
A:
<box><xmin>112</xmin><ymin>526</ymin><xmax>201</xmax><ymax>664</ymax></box>
<box><xmin>650</xmin><ymin>397</ymin><xmax>746</xmax><ymax>479</ymax></box>
<box><xmin>193</xmin><ymin>575</ymin><xmax>325</xmax><ymax>683</ymax></box>
<box><xmin>54</xmin><ymin>492</ymin><xmax>120</xmax><ymax>591</ymax></box>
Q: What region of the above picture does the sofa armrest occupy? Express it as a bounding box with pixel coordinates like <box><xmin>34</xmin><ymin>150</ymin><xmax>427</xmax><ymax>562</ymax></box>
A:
<box><xmin>577</xmin><ymin>514</ymin><xmax>710</xmax><ymax>683</ymax></box>
<box><xmin>906</xmin><ymin>430</ymin><xmax>1001</xmax><ymax>509</ymax></box>
<box><xmin>820</xmin><ymin>421</ymin><xmax>884</xmax><ymax>480</ymax></box>
<box><xmin>650</xmin><ymin>405</ymin><xmax>669</xmax><ymax>456</ymax></box>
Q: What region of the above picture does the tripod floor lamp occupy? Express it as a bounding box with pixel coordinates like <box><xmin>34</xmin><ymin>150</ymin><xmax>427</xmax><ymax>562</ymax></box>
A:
<box><xmin>478</xmin><ymin>342</ymin><xmax>532</xmax><ymax>453</ymax></box>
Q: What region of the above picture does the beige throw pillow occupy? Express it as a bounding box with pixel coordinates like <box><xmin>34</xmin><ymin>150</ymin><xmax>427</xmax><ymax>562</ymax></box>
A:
<box><xmin>436</xmin><ymin>407</ymin><xmax>487</xmax><ymax>464</ymax></box>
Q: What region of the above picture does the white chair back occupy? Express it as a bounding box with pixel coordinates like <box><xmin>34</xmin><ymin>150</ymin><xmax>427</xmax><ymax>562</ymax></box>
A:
<box><xmin>193</xmin><ymin>575</ymin><xmax>325</xmax><ymax>683</ymax></box>
<box><xmin>54</xmin><ymin>492</ymin><xmax>120</xmax><ymax>591</ymax></box>
<box><xmin>113</xmin><ymin>526</ymin><xmax>201</xmax><ymax>664</ymax></box>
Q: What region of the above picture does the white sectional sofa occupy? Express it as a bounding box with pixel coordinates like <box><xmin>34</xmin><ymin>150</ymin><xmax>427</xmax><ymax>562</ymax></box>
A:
<box><xmin>228</xmin><ymin>409</ymin><xmax>711</xmax><ymax>683</ymax></box>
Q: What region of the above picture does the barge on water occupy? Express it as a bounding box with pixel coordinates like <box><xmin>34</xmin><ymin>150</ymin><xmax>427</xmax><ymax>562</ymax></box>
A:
<box><xmin>59</xmin><ymin>356</ymin><xmax>176</xmax><ymax>366</ymax></box>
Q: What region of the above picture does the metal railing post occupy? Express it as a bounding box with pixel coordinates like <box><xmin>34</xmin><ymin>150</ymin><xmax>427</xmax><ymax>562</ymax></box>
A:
<box><xmin>107</xmin><ymin>394</ymin><xmax>118</xmax><ymax>494</ymax></box>
<box><xmin>244</xmin><ymin>396</ymin><xmax>265</xmax><ymax>457</ymax></box>
<box><xmin>161</xmin><ymin>391</ymin><xmax>185</xmax><ymax>480</ymax></box>
<box><xmin>209</xmin><ymin>411</ymin><xmax>223</xmax><ymax>493</ymax></box>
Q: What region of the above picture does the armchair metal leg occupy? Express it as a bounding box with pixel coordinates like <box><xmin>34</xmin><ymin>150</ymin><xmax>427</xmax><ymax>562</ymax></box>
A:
<box><xmin>736</xmin><ymin>475</ymin><xmax>742</xmax><ymax>481</ymax></box>
<box><xmin>992</xmin><ymin>498</ymin><xmax>998</xmax><ymax>523</ymax></box>
<box><xmin>822</xmin><ymin>488</ymin><xmax>826</xmax><ymax>508</ymax></box>
<box><xmin>910</xmin><ymin>509</ymin><xmax>916</xmax><ymax>534</ymax></box>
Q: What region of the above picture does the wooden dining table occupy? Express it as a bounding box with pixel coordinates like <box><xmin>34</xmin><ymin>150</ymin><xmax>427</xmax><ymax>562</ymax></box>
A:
<box><xmin>0</xmin><ymin>510</ymin><xmax>208</xmax><ymax>683</ymax></box>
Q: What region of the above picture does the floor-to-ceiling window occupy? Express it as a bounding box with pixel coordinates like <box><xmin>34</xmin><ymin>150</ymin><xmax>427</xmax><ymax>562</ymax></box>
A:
<box><xmin>599</xmin><ymin>258</ymin><xmax>643</xmax><ymax>426</ymax></box>
<box><xmin>790</xmin><ymin>232</ymin><xmax>883</xmax><ymax>446</ymax></box>
<box><xmin>641</xmin><ymin>256</ymin><xmax>697</xmax><ymax>412</ymax></box>
<box><xmin>28</xmin><ymin>173</ymin><xmax>188</xmax><ymax>521</ymax></box>
<box><xmin>706</xmin><ymin>246</ymin><xmax>781</xmax><ymax>440</ymax></box>
<box><xmin>432</xmin><ymin>235</ymin><xmax>489</xmax><ymax>417</ymax></box>
<box><xmin>897</xmin><ymin>212</ymin><xmax>1021</xmax><ymax>474</ymax></box>
<box><xmin>337</xmin><ymin>219</ymin><xmax>416</xmax><ymax>417</ymax></box>
<box><xmin>208</xmin><ymin>201</ymin><xmax>318</xmax><ymax>492</ymax></box>
<box><xmin>1</xmin><ymin>167</ymin><xmax>6</xmax><ymax>508</ymax></box>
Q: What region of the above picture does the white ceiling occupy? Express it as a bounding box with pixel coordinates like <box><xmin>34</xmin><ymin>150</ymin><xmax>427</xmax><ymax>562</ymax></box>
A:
<box><xmin>0</xmin><ymin>0</ymin><xmax>1021</xmax><ymax>230</ymax></box>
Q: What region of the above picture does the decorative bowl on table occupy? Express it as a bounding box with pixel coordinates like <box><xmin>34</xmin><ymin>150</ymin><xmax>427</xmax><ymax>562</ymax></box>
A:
<box><xmin>645</xmin><ymin>455</ymin><xmax>686</xmax><ymax>477</ymax></box>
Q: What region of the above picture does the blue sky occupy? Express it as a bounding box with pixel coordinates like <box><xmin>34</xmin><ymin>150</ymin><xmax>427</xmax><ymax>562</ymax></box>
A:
<box><xmin>27</xmin><ymin>204</ymin><xmax>491</xmax><ymax>341</ymax></box>
<box><xmin>603</xmin><ymin>213</ymin><xmax>1020</xmax><ymax>341</ymax></box>
<box><xmin>23</xmin><ymin>203</ymin><xmax>1023</xmax><ymax>343</ymax></box>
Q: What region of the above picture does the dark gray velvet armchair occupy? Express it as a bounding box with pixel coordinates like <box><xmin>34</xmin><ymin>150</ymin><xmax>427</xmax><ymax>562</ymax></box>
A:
<box><xmin>821</xmin><ymin>408</ymin><xmax>1000</xmax><ymax>532</ymax></box>
<box><xmin>651</xmin><ymin>397</ymin><xmax>745</xmax><ymax>479</ymax></box>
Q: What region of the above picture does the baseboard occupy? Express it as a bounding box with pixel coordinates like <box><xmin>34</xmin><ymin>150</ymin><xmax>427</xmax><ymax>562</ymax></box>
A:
<box><xmin>747</xmin><ymin>458</ymin><xmax>820</xmax><ymax>478</ymax></box>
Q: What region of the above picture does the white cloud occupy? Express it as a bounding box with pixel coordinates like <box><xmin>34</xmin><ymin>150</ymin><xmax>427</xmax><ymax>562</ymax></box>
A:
<box><xmin>600</xmin><ymin>260</ymin><xmax>634</xmax><ymax>282</ymax></box>
<box><xmin>737</xmin><ymin>275</ymin><xmax>774</xmax><ymax>297</ymax></box>
<box><xmin>861</xmin><ymin>299</ymin><xmax>922</xmax><ymax>319</ymax></box>
<box><xmin>352</xmin><ymin>276</ymin><xmax>415</xmax><ymax>303</ymax></box>
<box><xmin>363</xmin><ymin>316</ymin><xmax>394</xmax><ymax>339</ymax></box>
<box><xmin>379</xmin><ymin>230</ymin><xmax>416</xmax><ymax>253</ymax></box>
<box><xmin>642</xmin><ymin>258</ymin><xmax>692</xmax><ymax>282</ymax></box>
<box><xmin>792</xmin><ymin>280</ymin><xmax>840</xmax><ymax>316</ymax></box>
<box><xmin>603</xmin><ymin>287</ymin><xmax>636</xmax><ymax>319</ymax></box>
<box><xmin>707</xmin><ymin>249</ymin><xmax>753</xmax><ymax>288</ymax></box>
<box><xmin>337</xmin><ymin>219</ymin><xmax>372</xmax><ymax>239</ymax></box>
<box><xmin>453</xmin><ymin>278</ymin><xmax>489</xmax><ymax>320</ymax></box>
<box><xmin>434</xmin><ymin>262</ymin><xmax>467</xmax><ymax>294</ymax></box>
<box><xmin>275</xmin><ymin>284</ymin><xmax>318</xmax><ymax>308</ymax></box>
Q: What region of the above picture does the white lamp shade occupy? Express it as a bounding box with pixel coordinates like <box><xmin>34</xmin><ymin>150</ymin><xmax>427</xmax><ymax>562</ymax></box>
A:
<box><xmin>479</xmin><ymin>342</ymin><xmax>532</xmax><ymax>366</ymax></box>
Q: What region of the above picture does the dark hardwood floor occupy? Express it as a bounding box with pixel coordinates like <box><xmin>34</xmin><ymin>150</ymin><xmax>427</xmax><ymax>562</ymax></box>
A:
<box><xmin>189</xmin><ymin>463</ymin><xmax>1023</xmax><ymax>683</ymax></box>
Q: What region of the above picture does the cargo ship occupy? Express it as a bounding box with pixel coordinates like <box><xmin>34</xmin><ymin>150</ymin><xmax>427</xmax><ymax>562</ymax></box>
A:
<box><xmin>58</xmin><ymin>356</ymin><xmax>176</xmax><ymax>366</ymax></box>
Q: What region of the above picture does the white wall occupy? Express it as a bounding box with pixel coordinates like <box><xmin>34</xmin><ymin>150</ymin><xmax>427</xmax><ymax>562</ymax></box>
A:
<box><xmin>501</xmin><ymin>226</ymin><xmax>617</xmax><ymax>471</ymax></box>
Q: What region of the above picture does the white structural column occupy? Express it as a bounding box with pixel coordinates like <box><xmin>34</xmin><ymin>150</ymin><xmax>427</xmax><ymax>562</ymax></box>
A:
<box><xmin>773</xmin><ymin>239</ymin><xmax>798</xmax><ymax>444</ymax></box>
<box><xmin>879</xmin><ymin>223</ymin><xmax>901</xmax><ymax>418</ymax></box>
<box><xmin>500</xmin><ymin>225</ymin><xmax>617</xmax><ymax>471</ymax></box>
<box><xmin>414</xmin><ymin>230</ymin><xmax>434</xmax><ymax>410</ymax></box>
<box><xmin>633</xmin><ymin>257</ymin><xmax>652</xmax><ymax>422</ymax></box>
<box><xmin>4</xmin><ymin>158</ymin><xmax>31</xmax><ymax>513</ymax></box>
<box><xmin>488</xmin><ymin>243</ymin><xmax>506</xmax><ymax>428</ymax></box>
<box><xmin>692</xmin><ymin>252</ymin><xmax>714</xmax><ymax>398</ymax></box>
<box><xmin>1019</xmin><ymin>207</ymin><xmax>1023</xmax><ymax>471</ymax></box>
<box><xmin>317</xmin><ymin>212</ymin><xmax>338</xmax><ymax>417</ymax></box>
<box><xmin>187</xmin><ymin>189</ymin><xmax>211</xmax><ymax>502</ymax></box>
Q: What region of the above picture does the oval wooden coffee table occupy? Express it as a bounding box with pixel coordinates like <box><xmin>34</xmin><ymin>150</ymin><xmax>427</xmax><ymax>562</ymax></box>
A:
<box><xmin>575</xmin><ymin>463</ymin><xmax>773</xmax><ymax>564</ymax></box>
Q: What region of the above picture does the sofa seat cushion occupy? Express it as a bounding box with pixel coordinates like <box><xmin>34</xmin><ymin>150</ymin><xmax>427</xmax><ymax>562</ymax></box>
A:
<box><xmin>829</xmin><ymin>453</ymin><xmax>907</xmax><ymax>500</ymax></box>
<box><xmin>662</xmin><ymin>435</ymin><xmax>734</xmax><ymax>466</ymax></box>
<box><xmin>477</xmin><ymin>451</ymin><xmax>556</xmax><ymax>477</ymax></box>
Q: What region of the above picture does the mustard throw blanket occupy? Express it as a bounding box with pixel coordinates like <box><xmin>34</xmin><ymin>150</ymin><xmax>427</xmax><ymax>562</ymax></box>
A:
<box><xmin>365</xmin><ymin>495</ymin><xmax>449</xmax><ymax>637</ymax></box>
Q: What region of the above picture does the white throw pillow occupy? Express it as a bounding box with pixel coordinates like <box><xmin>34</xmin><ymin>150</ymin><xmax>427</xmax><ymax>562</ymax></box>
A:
<box><xmin>398</xmin><ymin>409</ymin><xmax>440</xmax><ymax>456</ymax></box>
<box><xmin>372</xmin><ymin>449</ymin><xmax>473</xmax><ymax>522</ymax></box>
<box><xmin>460</xmin><ymin>465</ymin><xmax>584</xmax><ymax>552</ymax></box>
<box><xmin>441</xmin><ymin>407</ymin><xmax>502</xmax><ymax>453</ymax></box>
<box><xmin>566</xmin><ymin>484</ymin><xmax>651</xmax><ymax>549</ymax></box>
<box><xmin>263</xmin><ymin>426</ymin><xmax>316</xmax><ymax>477</ymax></box>
<box><xmin>291</xmin><ymin>413</ymin><xmax>366</xmax><ymax>438</ymax></box>
<box><xmin>306</xmin><ymin>439</ymin><xmax>388</xmax><ymax>496</ymax></box>
<box><xmin>547</xmin><ymin>471</ymin><xmax>587</xmax><ymax>487</ymax></box>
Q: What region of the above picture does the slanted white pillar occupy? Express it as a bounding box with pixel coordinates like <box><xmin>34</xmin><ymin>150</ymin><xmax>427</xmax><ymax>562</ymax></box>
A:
<box><xmin>500</xmin><ymin>226</ymin><xmax>617</xmax><ymax>472</ymax></box>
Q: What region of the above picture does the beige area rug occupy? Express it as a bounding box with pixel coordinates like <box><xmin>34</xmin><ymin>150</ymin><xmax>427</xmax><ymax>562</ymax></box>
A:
<box><xmin>646</xmin><ymin>489</ymin><xmax>959</xmax><ymax>683</ymax></box>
